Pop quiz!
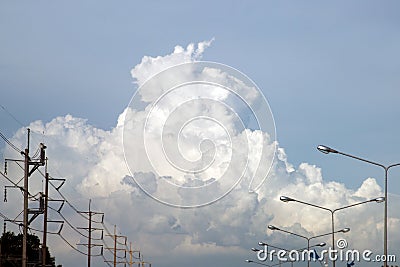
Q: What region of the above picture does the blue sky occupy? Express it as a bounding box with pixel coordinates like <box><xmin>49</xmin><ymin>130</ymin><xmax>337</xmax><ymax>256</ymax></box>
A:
<box><xmin>1</xmin><ymin>1</ymin><xmax>400</xmax><ymax>266</ymax></box>
<box><xmin>2</xmin><ymin>1</ymin><xmax>400</xmax><ymax>188</ymax></box>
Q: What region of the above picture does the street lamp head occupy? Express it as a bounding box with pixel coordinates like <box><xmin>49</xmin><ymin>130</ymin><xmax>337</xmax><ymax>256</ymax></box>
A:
<box><xmin>246</xmin><ymin>260</ymin><xmax>253</xmax><ymax>263</ymax></box>
<box><xmin>280</xmin><ymin>196</ymin><xmax>294</xmax><ymax>202</ymax></box>
<box><xmin>258</xmin><ymin>242</ymin><xmax>267</xmax><ymax>246</ymax></box>
<box><xmin>251</xmin><ymin>248</ymin><xmax>260</xmax><ymax>252</ymax></box>
<box><xmin>318</xmin><ymin>242</ymin><xmax>326</xmax><ymax>247</ymax></box>
<box><xmin>317</xmin><ymin>145</ymin><xmax>338</xmax><ymax>154</ymax></box>
<box><xmin>340</xmin><ymin>228</ymin><xmax>350</xmax><ymax>233</ymax></box>
<box><xmin>267</xmin><ymin>225</ymin><xmax>279</xmax><ymax>231</ymax></box>
<box><xmin>374</xmin><ymin>197</ymin><xmax>385</xmax><ymax>203</ymax></box>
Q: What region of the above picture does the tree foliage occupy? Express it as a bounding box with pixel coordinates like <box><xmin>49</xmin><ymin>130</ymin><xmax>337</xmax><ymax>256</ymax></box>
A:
<box><xmin>0</xmin><ymin>231</ymin><xmax>56</xmax><ymax>267</ymax></box>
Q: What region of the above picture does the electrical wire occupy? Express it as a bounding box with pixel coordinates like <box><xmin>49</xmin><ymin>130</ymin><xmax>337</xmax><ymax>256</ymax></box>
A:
<box><xmin>36</xmin><ymin>170</ymin><xmax>126</xmax><ymax>266</ymax></box>
<box><xmin>7</xmin><ymin>215</ymin><xmax>102</xmax><ymax>257</ymax></box>
<box><xmin>2</xmin><ymin>170</ymin><xmax>128</xmax><ymax>265</ymax></box>
<box><xmin>0</xmin><ymin>210</ymin><xmax>10</xmax><ymax>220</ymax></box>
<box><xmin>0</xmin><ymin>209</ymin><xmax>89</xmax><ymax>256</ymax></box>
<box><xmin>0</xmin><ymin>107</ymin><xmax>132</xmax><ymax>265</ymax></box>
<box><xmin>0</xmin><ymin>170</ymin><xmax>23</xmax><ymax>191</ymax></box>
<box><xmin>47</xmin><ymin>206</ymin><xmax>88</xmax><ymax>237</ymax></box>
<box><xmin>31</xmin><ymin>147</ymin><xmax>40</xmax><ymax>159</ymax></box>
<box><xmin>57</xmin><ymin>233</ymin><xmax>90</xmax><ymax>256</ymax></box>
<box><xmin>0</xmin><ymin>104</ymin><xmax>24</xmax><ymax>128</ymax></box>
<box><xmin>102</xmin><ymin>253</ymin><xmax>113</xmax><ymax>267</ymax></box>
<box><xmin>0</xmin><ymin>130</ymin><xmax>22</xmax><ymax>154</ymax></box>
<box><xmin>36</xmin><ymin>169</ymin><xmax>90</xmax><ymax>221</ymax></box>
<box><xmin>28</xmin><ymin>192</ymin><xmax>42</xmax><ymax>201</ymax></box>
<box><xmin>59</xmin><ymin>234</ymin><xmax>103</xmax><ymax>258</ymax></box>
<box><xmin>48</xmin><ymin>206</ymin><xmax>103</xmax><ymax>241</ymax></box>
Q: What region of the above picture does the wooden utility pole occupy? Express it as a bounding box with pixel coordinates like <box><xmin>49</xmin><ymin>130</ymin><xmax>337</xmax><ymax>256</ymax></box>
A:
<box><xmin>104</xmin><ymin>225</ymin><xmax>127</xmax><ymax>266</ymax></box>
<box><xmin>22</xmin><ymin>145</ymin><xmax>29</xmax><ymax>267</ymax></box>
<box><xmin>41</xmin><ymin>172</ymin><xmax>49</xmax><ymax>267</ymax></box>
<box><xmin>42</xmin><ymin>162</ymin><xmax>65</xmax><ymax>267</ymax></box>
<box><xmin>3</xmin><ymin>129</ymin><xmax>47</xmax><ymax>267</ymax></box>
<box><xmin>22</xmin><ymin>130</ymin><xmax>46</xmax><ymax>267</ymax></box>
<box><xmin>127</xmin><ymin>243</ymin><xmax>143</xmax><ymax>267</ymax></box>
<box><xmin>77</xmin><ymin>199</ymin><xmax>104</xmax><ymax>267</ymax></box>
<box><xmin>24</xmin><ymin>129</ymin><xmax>48</xmax><ymax>267</ymax></box>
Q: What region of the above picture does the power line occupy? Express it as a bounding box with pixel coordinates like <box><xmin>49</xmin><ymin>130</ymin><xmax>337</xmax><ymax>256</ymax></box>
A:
<box><xmin>48</xmin><ymin>206</ymin><xmax>91</xmax><ymax>239</ymax></box>
<box><xmin>0</xmin><ymin>104</ymin><xmax>46</xmax><ymax>140</ymax></box>
<box><xmin>77</xmin><ymin>199</ymin><xmax>105</xmax><ymax>267</ymax></box>
<box><xmin>36</xmin><ymin>169</ymin><xmax>90</xmax><ymax>221</ymax></box>
<box><xmin>36</xmin><ymin>170</ymin><xmax>129</xmax><ymax>265</ymax></box>
<box><xmin>0</xmin><ymin>130</ymin><xmax>22</xmax><ymax>153</ymax></box>
<box><xmin>0</xmin><ymin>104</ymin><xmax>25</xmax><ymax>127</ymax></box>
<box><xmin>0</xmin><ymin>109</ymin><xmax>145</xmax><ymax>266</ymax></box>
<box><xmin>104</xmin><ymin>225</ymin><xmax>128</xmax><ymax>266</ymax></box>
<box><xmin>58</xmin><ymin>233</ymin><xmax>92</xmax><ymax>256</ymax></box>
<box><xmin>2</xmin><ymin>155</ymin><xmax>135</xmax><ymax>266</ymax></box>
<box><xmin>1</xmin><ymin>209</ymin><xmax>89</xmax><ymax>256</ymax></box>
<box><xmin>102</xmin><ymin>253</ymin><xmax>113</xmax><ymax>267</ymax></box>
<box><xmin>0</xmin><ymin>170</ymin><xmax>24</xmax><ymax>192</ymax></box>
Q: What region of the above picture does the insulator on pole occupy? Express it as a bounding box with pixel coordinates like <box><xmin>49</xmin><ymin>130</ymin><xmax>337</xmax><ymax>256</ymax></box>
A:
<box><xmin>40</xmin><ymin>143</ymin><xmax>47</xmax><ymax>165</ymax></box>
<box><xmin>40</xmin><ymin>193</ymin><xmax>44</xmax><ymax>211</ymax></box>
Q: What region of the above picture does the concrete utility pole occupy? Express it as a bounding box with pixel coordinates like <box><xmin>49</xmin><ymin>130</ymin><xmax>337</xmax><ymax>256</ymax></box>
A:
<box><xmin>77</xmin><ymin>199</ymin><xmax>104</xmax><ymax>267</ymax></box>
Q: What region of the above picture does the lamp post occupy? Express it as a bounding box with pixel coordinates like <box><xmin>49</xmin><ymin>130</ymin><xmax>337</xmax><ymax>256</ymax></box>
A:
<box><xmin>317</xmin><ymin>145</ymin><xmax>400</xmax><ymax>267</ymax></box>
<box><xmin>267</xmin><ymin>225</ymin><xmax>348</xmax><ymax>267</ymax></box>
<box><xmin>280</xmin><ymin>195</ymin><xmax>384</xmax><ymax>267</ymax></box>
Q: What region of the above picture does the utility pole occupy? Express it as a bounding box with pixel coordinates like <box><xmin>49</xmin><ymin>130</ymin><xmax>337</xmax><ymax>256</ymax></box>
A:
<box><xmin>130</xmin><ymin>261</ymin><xmax>152</xmax><ymax>267</ymax></box>
<box><xmin>41</xmin><ymin>161</ymin><xmax>65</xmax><ymax>267</ymax></box>
<box><xmin>104</xmin><ymin>225</ymin><xmax>127</xmax><ymax>267</ymax></box>
<box><xmin>3</xmin><ymin>129</ymin><xmax>47</xmax><ymax>267</ymax></box>
<box><xmin>22</xmin><ymin>143</ymin><xmax>29</xmax><ymax>267</ymax></box>
<box><xmin>77</xmin><ymin>199</ymin><xmax>104</xmax><ymax>267</ymax></box>
<box><xmin>42</xmin><ymin>172</ymin><xmax>49</xmax><ymax>267</ymax></box>
<box><xmin>126</xmin><ymin>243</ymin><xmax>151</xmax><ymax>267</ymax></box>
<box><xmin>127</xmin><ymin>243</ymin><xmax>142</xmax><ymax>267</ymax></box>
<box><xmin>24</xmin><ymin>130</ymin><xmax>47</xmax><ymax>267</ymax></box>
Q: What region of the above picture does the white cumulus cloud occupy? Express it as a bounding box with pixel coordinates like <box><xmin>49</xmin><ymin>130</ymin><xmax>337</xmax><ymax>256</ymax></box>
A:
<box><xmin>1</xmin><ymin>40</ymin><xmax>398</xmax><ymax>267</ymax></box>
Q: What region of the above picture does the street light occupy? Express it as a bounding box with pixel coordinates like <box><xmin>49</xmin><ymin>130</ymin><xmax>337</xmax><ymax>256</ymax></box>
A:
<box><xmin>267</xmin><ymin>225</ymin><xmax>349</xmax><ymax>267</ymax></box>
<box><xmin>279</xmin><ymin>195</ymin><xmax>384</xmax><ymax>267</ymax></box>
<box><xmin>317</xmin><ymin>144</ymin><xmax>400</xmax><ymax>267</ymax></box>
